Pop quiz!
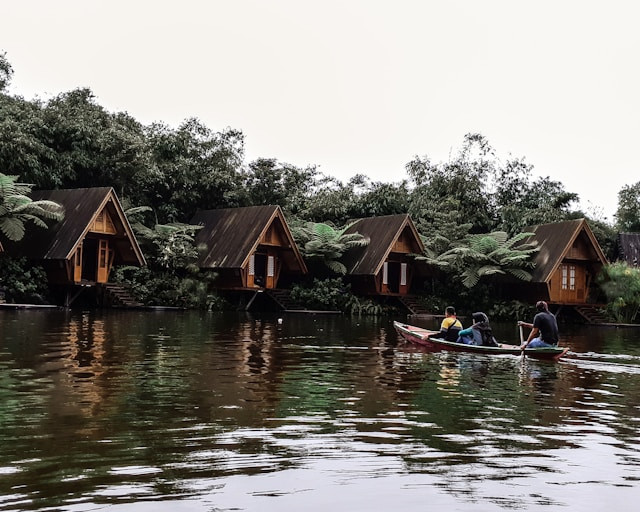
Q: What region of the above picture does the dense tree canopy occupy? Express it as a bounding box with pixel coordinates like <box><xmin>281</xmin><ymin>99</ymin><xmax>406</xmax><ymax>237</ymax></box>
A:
<box><xmin>1</xmin><ymin>52</ymin><xmax>636</xmax><ymax>314</ymax></box>
<box><xmin>616</xmin><ymin>182</ymin><xmax>640</xmax><ymax>233</ymax></box>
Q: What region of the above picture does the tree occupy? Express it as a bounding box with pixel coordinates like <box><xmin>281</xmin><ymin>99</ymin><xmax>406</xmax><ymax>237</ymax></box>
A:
<box><xmin>406</xmin><ymin>133</ymin><xmax>497</xmax><ymax>234</ymax></box>
<box><xmin>448</xmin><ymin>231</ymin><xmax>538</xmax><ymax>289</ymax></box>
<box><xmin>0</xmin><ymin>51</ymin><xmax>13</xmax><ymax>91</ymax></box>
<box><xmin>493</xmin><ymin>157</ymin><xmax>580</xmax><ymax>234</ymax></box>
<box><xmin>615</xmin><ymin>182</ymin><xmax>640</xmax><ymax>233</ymax></box>
<box><xmin>141</xmin><ymin>119</ymin><xmax>245</xmax><ymax>222</ymax></box>
<box><xmin>291</xmin><ymin>221</ymin><xmax>369</xmax><ymax>275</ymax></box>
<box><xmin>240</xmin><ymin>158</ymin><xmax>318</xmax><ymax>214</ymax></box>
<box><xmin>0</xmin><ymin>173</ymin><xmax>63</xmax><ymax>243</ymax></box>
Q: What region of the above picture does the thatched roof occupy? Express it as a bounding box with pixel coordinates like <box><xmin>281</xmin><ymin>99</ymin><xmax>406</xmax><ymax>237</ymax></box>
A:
<box><xmin>6</xmin><ymin>187</ymin><xmax>144</xmax><ymax>264</ymax></box>
<box><xmin>191</xmin><ymin>205</ymin><xmax>306</xmax><ymax>272</ymax></box>
<box><xmin>342</xmin><ymin>214</ymin><xmax>424</xmax><ymax>275</ymax></box>
<box><xmin>526</xmin><ymin>218</ymin><xmax>608</xmax><ymax>283</ymax></box>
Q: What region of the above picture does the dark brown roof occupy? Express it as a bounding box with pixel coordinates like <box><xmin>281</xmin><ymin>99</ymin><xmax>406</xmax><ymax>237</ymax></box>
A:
<box><xmin>526</xmin><ymin>218</ymin><xmax>608</xmax><ymax>283</ymax></box>
<box><xmin>618</xmin><ymin>233</ymin><xmax>640</xmax><ymax>266</ymax></box>
<box><xmin>191</xmin><ymin>205</ymin><xmax>306</xmax><ymax>272</ymax></box>
<box><xmin>7</xmin><ymin>187</ymin><xmax>144</xmax><ymax>264</ymax></box>
<box><xmin>342</xmin><ymin>214</ymin><xmax>424</xmax><ymax>275</ymax></box>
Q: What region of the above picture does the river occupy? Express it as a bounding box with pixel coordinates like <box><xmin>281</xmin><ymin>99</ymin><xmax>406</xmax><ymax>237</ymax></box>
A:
<box><xmin>1</xmin><ymin>310</ymin><xmax>639</xmax><ymax>511</ymax></box>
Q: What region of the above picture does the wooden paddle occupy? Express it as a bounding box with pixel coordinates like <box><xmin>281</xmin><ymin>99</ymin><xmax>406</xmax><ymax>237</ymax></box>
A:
<box><xmin>518</xmin><ymin>322</ymin><xmax>526</xmax><ymax>359</ymax></box>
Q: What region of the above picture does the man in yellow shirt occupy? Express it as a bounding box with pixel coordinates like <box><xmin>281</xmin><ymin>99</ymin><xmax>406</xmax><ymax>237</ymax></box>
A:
<box><xmin>429</xmin><ymin>306</ymin><xmax>463</xmax><ymax>341</ymax></box>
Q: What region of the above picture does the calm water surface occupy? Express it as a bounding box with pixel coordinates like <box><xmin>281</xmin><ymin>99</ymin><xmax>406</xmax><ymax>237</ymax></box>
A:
<box><xmin>1</xmin><ymin>310</ymin><xmax>639</xmax><ymax>511</ymax></box>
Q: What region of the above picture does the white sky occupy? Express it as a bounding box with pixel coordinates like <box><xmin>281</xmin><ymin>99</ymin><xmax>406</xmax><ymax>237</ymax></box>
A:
<box><xmin>3</xmin><ymin>0</ymin><xmax>639</xmax><ymax>222</ymax></box>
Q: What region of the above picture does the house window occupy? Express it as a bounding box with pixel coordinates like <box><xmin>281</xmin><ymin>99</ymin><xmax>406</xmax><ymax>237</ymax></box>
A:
<box><xmin>400</xmin><ymin>263</ymin><xmax>407</xmax><ymax>286</ymax></box>
<box><xmin>569</xmin><ymin>265</ymin><xmax>576</xmax><ymax>290</ymax></box>
<box><xmin>561</xmin><ymin>265</ymin><xmax>568</xmax><ymax>290</ymax></box>
<box><xmin>382</xmin><ymin>262</ymin><xmax>388</xmax><ymax>285</ymax></box>
<box><xmin>249</xmin><ymin>255</ymin><xmax>255</xmax><ymax>275</ymax></box>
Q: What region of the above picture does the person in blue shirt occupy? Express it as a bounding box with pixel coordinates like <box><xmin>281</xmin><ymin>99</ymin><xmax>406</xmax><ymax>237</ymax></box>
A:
<box><xmin>456</xmin><ymin>312</ymin><xmax>500</xmax><ymax>347</ymax></box>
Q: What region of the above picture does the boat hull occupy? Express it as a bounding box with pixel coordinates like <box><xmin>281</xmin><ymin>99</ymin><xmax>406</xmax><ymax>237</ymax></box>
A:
<box><xmin>393</xmin><ymin>321</ymin><xmax>569</xmax><ymax>361</ymax></box>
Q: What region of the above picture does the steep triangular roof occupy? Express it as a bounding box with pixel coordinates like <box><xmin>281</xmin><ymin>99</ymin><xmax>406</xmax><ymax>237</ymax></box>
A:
<box><xmin>342</xmin><ymin>214</ymin><xmax>424</xmax><ymax>275</ymax></box>
<box><xmin>526</xmin><ymin>218</ymin><xmax>608</xmax><ymax>283</ymax></box>
<box><xmin>7</xmin><ymin>187</ymin><xmax>145</xmax><ymax>264</ymax></box>
<box><xmin>191</xmin><ymin>205</ymin><xmax>307</xmax><ymax>272</ymax></box>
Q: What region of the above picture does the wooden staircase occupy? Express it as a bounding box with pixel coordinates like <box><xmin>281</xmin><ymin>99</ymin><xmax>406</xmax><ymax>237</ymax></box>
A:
<box><xmin>574</xmin><ymin>305</ymin><xmax>608</xmax><ymax>324</ymax></box>
<box><xmin>397</xmin><ymin>295</ymin><xmax>432</xmax><ymax>315</ymax></box>
<box><xmin>101</xmin><ymin>283</ymin><xmax>144</xmax><ymax>308</ymax></box>
<box><xmin>265</xmin><ymin>289</ymin><xmax>306</xmax><ymax>312</ymax></box>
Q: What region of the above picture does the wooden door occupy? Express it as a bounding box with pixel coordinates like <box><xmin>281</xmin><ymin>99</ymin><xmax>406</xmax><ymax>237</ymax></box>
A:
<box><xmin>555</xmin><ymin>263</ymin><xmax>586</xmax><ymax>303</ymax></box>
<box><xmin>266</xmin><ymin>254</ymin><xmax>276</xmax><ymax>289</ymax></box>
<box><xmin>97</xmin><ymin>239</ymin><xmax>109</xmax><ymax>283</ymax></box>
<box><xmin>73</xmin><ymin>244</ymin><xmax>83</xmax><ymax>282</ymax></box>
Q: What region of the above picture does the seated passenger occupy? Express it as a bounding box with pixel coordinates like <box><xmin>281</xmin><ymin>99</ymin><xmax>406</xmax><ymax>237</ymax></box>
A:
<box><xmin>456</xmin><ymin>312</ymin><xmax>500</xmax><ymax>347</ymax></box>
<box><xmin>428</xmin><ymin>306</ymin><xmax>463</xmax><ymax>342</ymax></box>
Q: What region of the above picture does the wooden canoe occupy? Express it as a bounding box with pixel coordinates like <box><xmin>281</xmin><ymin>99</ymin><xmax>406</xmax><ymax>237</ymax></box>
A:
<box><xmin>393</xmin><ymin>321</ymin><xmax>569</xmax><ymax>361</ymax></box>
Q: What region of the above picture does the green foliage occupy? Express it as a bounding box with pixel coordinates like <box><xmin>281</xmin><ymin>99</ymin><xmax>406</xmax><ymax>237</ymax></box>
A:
<box><xmin>240</xmin><ymin>158</ymin><xmax>318</xmax><ymax>215</ymax></box>
<box><xmin>344</xmin><ymin>295</ymin><xmax>386</xmax><ymax>316</ymax></box>
<box><xmin>488</xmin><ymin>300</ymin><xmax>534</xmax><ymax>322</ymax></box>
<box><xmin>597</xmin><ymin>262</ymin><xmax>640</xmax><ymax>323</ymax></box>
<box><xmin>141</xmin><ymin>119</ymin><xmax>244</xmax><ymax>222</ymax></box>
<box><xmin>131</xmin><ymin>220</ymin><xmax>203</xmax><ymax>272</ymax></box>
<box><xmin>407</xmin><ymin>133</ymin><xmax>497</xmax><ymax>233</ymax></box>
<box><xmin>0</xmin><ymin>254</ymin><xmax>49</xmax><ymax>303</ymax></box>
<box><xmin>493</xmin><ymin>157</ymin><xmax>580</xmax><ymax>235</ymax></box>
<box><xmin>299</xmin><ymin>174</ymin><xmax>410</xmax><ymax>225</ymax></box>
<box><xmin>112</xmin><ymin>266</ymin><xmax>226</xmax><ymax>310</ymax></box>
<box><xmin>615</xmin><ymin>182</ymin><xmax>640</xmax><ymax>233</ymax></box>
<box><xmin>449</xmin><ymin>231</ymin><xmax>538</xmax><ymax>288</ymax></box>
<box><xmin>291</xmin><ymin>221</ymin><xmax>369</xmax><ymax>275</ymax></box>
<box><xmin>290</xmin><ymin>278</ymin><xmax>352</xmax><ymax>311</ymax></box>
<box><xmin>0</xmin><ymin>51</ymin><xmax>12</xmax><ymax>91</ymax></box>
<box><xmin>0</xmin><ymin>173</ymin><xmax>64</xmax><ymax>242</ymax></box>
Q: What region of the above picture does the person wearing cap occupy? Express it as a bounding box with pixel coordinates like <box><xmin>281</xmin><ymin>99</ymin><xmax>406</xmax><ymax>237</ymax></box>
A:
<box><xmin>517</xmin><ymin>301</ymin><xmax>559</xmax><ymax>349</ymax></box>
<box><xmin>428</xmin><ymin>306</ymin><xmax>463</xmax><ymax>341</ymax></box>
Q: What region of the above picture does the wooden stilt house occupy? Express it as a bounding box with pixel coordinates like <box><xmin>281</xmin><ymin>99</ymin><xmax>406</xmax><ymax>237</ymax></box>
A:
<box><xmin>191</xmin><ymin>205</ymin><xmax>307</xmax><ymax>290</ymax></box>
<box><xmin>341</xmin><ymin>214</ymin><xmax>425</xmax><ymax>296</ymax></box>
<box><xmin>522</xmin><ymin>218</ymin><xmax>608</xmax><ymax>305</ymax></box>
<box><xmin>5</xmin><ymin>187</ymin><xmax>145</xmax><ymax>303</ymax></box>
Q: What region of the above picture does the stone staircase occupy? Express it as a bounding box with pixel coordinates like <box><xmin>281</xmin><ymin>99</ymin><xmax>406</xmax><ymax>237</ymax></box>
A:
<box><xmin>101</xmin><ymin>283</ymin><xmax>144</xmax><ymax>308</ymax></box>
<box><xmin>574</xmin><ymin>305</ymin><xmax>608</xmax><ymax>324</ymax></box>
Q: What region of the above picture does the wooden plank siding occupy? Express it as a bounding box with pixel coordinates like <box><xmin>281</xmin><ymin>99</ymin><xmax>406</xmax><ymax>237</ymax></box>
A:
<box><xmin>523</xmin><ymin>218</ymin><xmax>608</xmax><ymax>305</ymax></box>
<box><xmin>191</xmin><ymin>205</ymin><xmax>307</xmax><ymax>290</ymax></box>
<box><xmin>342</xmin><ymin>214</ymin><xmax>425</xmax><ymax>296</ymax></box>
<box><xmin>4</xmin><ymin>187</ymin><xmax>145</xmax><ymax>285</ymax></box>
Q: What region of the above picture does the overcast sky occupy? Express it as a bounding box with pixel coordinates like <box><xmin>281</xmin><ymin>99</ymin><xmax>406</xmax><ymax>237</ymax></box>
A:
<box><xmin>3</xmin><ymin>0</ymin><xmax>639</xmax><ymax>221</ymax></box>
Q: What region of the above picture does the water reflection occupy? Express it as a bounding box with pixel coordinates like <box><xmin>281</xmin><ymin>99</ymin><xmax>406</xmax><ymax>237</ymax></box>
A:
<box><xmin>1</xmin><ymin>311</ymin><xmax>640</xmax><ymax>511</ymax></box>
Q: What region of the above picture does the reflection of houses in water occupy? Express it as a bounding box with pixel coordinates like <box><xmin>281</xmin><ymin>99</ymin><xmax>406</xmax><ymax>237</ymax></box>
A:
<box><xmin>42</xmin><ymin>314</ymin><xmax>110</xmax><ymax>431</ymax></box>
<box><xmin>236</xmin><ymin>320</ymin><xmax>278</xmax><ymax>376</ymax></box>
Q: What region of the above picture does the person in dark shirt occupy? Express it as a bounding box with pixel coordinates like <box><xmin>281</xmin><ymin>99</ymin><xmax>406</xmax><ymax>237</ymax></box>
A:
<box><xmin>428</xmin><ymin>306</ymin><xmax>463</xmax><ymax>342</ymax></box>
<box><xmin>518</xmin><ymin>300</ymin><xmax>559</xmax><ymax>349</ymax></box>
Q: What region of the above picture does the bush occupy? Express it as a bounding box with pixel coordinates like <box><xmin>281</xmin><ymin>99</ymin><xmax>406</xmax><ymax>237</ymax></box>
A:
<box><xmin>0</xmin><ymin>254</ymin><xmax>49</xmax><ymax>303</ymax></box>
<box><xmin>112</xmin><ymin>266</ymin><xmax>227</xmax><ymax>310</ymax></box>
<box><xmin>290</xmin><ymin>278</ymin><xmax>351</xmax><ymax>311</ymax></box>
<box><xmin>597</xmin><ymin>262</ymin><xmax>640</xmax><ymax>323</ymax></box>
